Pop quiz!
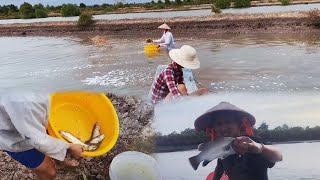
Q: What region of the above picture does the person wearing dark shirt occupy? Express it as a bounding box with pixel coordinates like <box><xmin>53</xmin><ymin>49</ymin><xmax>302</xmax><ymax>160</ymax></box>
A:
<box><xmin>194</xmin><ymin>102</ymin><xmax>283</xmax><ymax>180</ymax></box>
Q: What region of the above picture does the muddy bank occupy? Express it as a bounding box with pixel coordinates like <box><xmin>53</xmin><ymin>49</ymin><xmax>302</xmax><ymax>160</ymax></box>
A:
<box><xmin>0</xmin><ymin>94</ymin><xmax>154</xmax><ymax>180</ymax></box>
<box><xmin>0</xmin><ymin>11</ymin><xmax>320</xmax><ymax>37</ymax></box>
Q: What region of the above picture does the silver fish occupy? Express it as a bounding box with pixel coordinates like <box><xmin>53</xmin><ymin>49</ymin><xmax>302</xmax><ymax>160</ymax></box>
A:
<box><xmin>189</xmin><ymin>137</ymin><xmax>236</xmax><ymax>170</ymax></box>
<box><xmin>91</xmin><ymin>122</ymin><xmax>101</xmax><ymax>139</ymax></box>
<box><xmin>88</xmin><ymin>134</ymin><xmax>105</xmax><ymax>145</ymax></box>
<box><xmin>59</xmin><ymin>130</ymin><xmax>98</xmax><ymax>152</ymax></box>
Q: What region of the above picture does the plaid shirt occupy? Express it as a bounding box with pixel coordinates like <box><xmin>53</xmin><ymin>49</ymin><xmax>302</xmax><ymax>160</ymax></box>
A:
<box><xmin>151</xmin><ymin>62</ymin><xmax>184</xmax><ymax>104</ymax></box>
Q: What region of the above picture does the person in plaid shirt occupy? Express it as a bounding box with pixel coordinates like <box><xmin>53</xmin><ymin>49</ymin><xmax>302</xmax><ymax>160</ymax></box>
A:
<box><xmin>151</xmin><ymin>45</ymin><xmax>208</xmax><ymax>104</ymax></box>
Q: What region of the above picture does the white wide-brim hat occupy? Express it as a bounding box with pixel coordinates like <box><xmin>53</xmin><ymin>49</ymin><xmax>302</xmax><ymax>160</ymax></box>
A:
<box><xmin>169</xmin><ymin>45</ymin><xmax>200</xmax><ymax>69</ymax></box>
<box><xmin>158</xmin><ymin>23</ymin><xmax>171</xmax><ymax>30</ymax></box>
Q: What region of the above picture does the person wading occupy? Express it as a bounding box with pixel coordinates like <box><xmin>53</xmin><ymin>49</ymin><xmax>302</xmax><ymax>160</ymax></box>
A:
<box><xmin>150</xmin><ymin>45</ymin><xmax>208</xmax><ymax>104</ymax></box>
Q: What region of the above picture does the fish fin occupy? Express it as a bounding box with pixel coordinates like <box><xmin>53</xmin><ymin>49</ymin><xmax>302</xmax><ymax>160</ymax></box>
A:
<box><xmin>202</xmin><ymin>160</ymin><xmax>211</xmax><ymax>167</ymax></box>
<box><xmin>189</xmin><ymin>155</ymin><xmax>201</xmax><ymax>170</ymax></box>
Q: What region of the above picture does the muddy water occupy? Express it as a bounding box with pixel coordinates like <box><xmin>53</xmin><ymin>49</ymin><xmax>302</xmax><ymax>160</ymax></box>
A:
<box><xmin>0</xmin><ymin>33</ymin><xmax>319</xmax><ymax>98</ymax></box>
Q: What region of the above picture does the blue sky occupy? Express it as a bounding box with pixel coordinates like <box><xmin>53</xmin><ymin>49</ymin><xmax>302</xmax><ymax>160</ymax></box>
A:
<box><xmin>0</xmin><ymin>0</ymin><xmax>151</xmax><ymax>6</ymax></box>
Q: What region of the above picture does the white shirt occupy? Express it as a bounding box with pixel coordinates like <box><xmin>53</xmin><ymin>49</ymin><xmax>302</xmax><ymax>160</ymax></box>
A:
<box><xmin>0</xmin><ymin>93</ymin><xmax>69</xmax><ymax>161</ymax></box>
<box><xmin>153</xmin><ymin>31</ymin><xmax>175</xmax><ymax>51</ymax></box>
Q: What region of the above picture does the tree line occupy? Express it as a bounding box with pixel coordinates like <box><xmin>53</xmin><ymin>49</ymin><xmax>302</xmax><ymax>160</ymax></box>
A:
<box><xmin>156</xmin><ymin>123</ymin><xmax>320</xmax><ymax>148</ymax></box>
<box><xmin>0</xmin><ymin>0</ymin><xmax>254</xmax><ymax>19</ymax></box>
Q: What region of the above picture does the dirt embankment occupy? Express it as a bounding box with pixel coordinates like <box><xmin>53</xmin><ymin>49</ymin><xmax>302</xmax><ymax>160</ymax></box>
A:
<box><xmin>0</xmin><ymin>94</ymin><xmax>155</xmax><ymax>180</ymax></box>
<box><xmin>0</xmin><ymin>11</ymin><xmax>320</xmax><ymax>38</ymax></box>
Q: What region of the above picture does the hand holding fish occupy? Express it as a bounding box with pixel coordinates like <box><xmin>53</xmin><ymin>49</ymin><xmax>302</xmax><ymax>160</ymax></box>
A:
<box><xmin>233</xmin><ymin>136</ymin><xmax>264</xmax><ymax>155</ymax></box>
<box><xmin>68</xmin><ymin>144</ymin><xmax>84</xmax><ymax>159</ymax></box>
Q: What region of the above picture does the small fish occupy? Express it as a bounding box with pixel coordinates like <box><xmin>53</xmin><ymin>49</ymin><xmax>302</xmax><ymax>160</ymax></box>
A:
<box><xmin>85</xmin><ymin>122</ymin><xmax>102</xmax><ymax>144</ymax></box>
<box><xmin>88</xmin><ymin>134</ymin><xmax>105</xmax><ymax>145</ymax></box>
<box><xmin>60</xmin><ymin>130</ymin><xmax>87</xmax><ymax>146</ymax></box>
<box><xmin>189</xmin><ymin>137</ymin><xmax>236</xmax><ymax>170</ymax></box>
<box><xmin>59</xmin><ymin>130</ymin><xmax>98</xmax><ymax>152</ymax></box>
<box><xmin>91</xmin><ymin>122</ymin><xmax>101</xmax><ymax>139</ymax></box>
<box><xmin>83</xmin><ymin>144</ymin><xmax>98</xmax><ymax>151</ymax></box>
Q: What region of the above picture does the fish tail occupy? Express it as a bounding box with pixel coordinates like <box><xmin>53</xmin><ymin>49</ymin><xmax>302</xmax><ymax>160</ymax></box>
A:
<box><xmin>189</xmin><ymin>155</ymin><xmax>201</xmax><ymax>170</ymax></box>
<box><xmin>202</xmin><ymin>160</ymin><xmax>211</xmax><ymax>167</ymax></box>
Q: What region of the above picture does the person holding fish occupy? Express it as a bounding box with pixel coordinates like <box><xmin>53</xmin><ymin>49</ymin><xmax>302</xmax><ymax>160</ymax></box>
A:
<box><xmin>147</xmin><ymin>23</ymin><xmax>175</xmax><ymax>51</ymax></box>
<box><xmin>0</xmin><ymin>93</ymin><xmax>84</xmax><ymax>180</ymax></box>
<box><xmin>190</xmin><ymin>102</ymin><xmax>283</xmax><ymax>180</ymax></box>
<box><xmin>150</xmin><ymin>45</ymin><xmax>208</xmax><ymax>104</ymax></box>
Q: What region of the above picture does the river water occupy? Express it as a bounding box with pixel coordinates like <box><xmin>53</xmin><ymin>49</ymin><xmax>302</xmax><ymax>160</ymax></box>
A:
<box><xmin>0</xmin><ymin>3</ymin><xmax>319</xmax><ymax>24</ymax></box>
<box><xmin>153</xmin><ymin>142</ymin><xmax>320</xmax><ymax>180</ymax></box>
<box><xmin>0</xmin><ymin>33</ymin><xmax>319</xmax><ymax>97</ymax></box>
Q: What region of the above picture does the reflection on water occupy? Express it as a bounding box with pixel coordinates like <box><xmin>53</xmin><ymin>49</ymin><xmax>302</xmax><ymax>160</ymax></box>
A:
<box><xmin>0</xmin><ymin>33</ymin><xmax>319</xmax><ymax>97</ymax></box>
<box><xmin>0</xmin><ymin>3</ymin><xmax>320</xmax><ymax>24</ymax></box>
<box><xmin>153</xmin><ymin>142</ymin><xmax>320</xmax><ymax>180</ymax></box>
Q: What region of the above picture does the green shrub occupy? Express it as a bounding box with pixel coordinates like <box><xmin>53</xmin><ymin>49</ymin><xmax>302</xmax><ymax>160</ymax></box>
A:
<box><xmin>61</xmin><ymin>4</ymin><xmax>80</xmax><ymax>17</ymax></box>
<box><xmin>212</xmin><ymin>5</ymin><xmax>222</xmax><ymax>14</ymax></box>
<box><xmin>105</xmin><ymin>6</ymin><xmax>115</xmax><ymax>12</ymax></box>
<box><xmin>20</xmin><ymin>2</ymin><xmax>35</xmax><ymax>19</ymax></box>
<box><xmin>279</xmin><ymin>0</ymin><xmax>290</xmax><ymax>5</ymax></box>
<box><xmin>234</xmin><ymin>0</ymin><xmax>251</xmax><ymax>8</ymax></box>
<box><xmin>35</xmin><ymin>8</ymin><xmax>48</xmax><ymax>18</ymax></box>
<box><xmin>78</xmin><ymin>13</ymin><xmax>94</xmax><ymax>26</ymax></box>
<box><xmin>215</xmin><ymin>0</ymin><xmax>231</xmax><ymax>9</ymax></box>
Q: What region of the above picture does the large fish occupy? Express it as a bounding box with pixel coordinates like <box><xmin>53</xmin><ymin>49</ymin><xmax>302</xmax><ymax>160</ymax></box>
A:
<box><xmin>59</xmin><ymin>130</ymin><xmax>98</xmax><ymax>151</ymax></box>
<box><xmin>189</xmin><ymin>137</ymin><xmax>236</xmax><ymax>170</ymax></box>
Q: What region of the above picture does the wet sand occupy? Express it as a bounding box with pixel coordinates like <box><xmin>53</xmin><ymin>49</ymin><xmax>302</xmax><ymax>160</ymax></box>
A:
<box><xmin>0</xmin><ymin>11</ymin><xmax>320</xmax><ymax>37</ymax></box>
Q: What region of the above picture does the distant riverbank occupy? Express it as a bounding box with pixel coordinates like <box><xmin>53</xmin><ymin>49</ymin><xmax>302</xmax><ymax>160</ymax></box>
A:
<box><xmin>0</xmin><ymin>11</ymin><xmax>319</xmax><ymax>37</ymax></box>
<box><xmin>1</xmin><ymin>0</ymin><xmax>320</xmax><ymax>20</ymax></box>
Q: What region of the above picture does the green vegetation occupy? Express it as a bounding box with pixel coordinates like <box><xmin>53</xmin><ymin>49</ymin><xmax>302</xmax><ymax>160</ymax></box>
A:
<box><xmin>215</xmin><ymin>0</ymin><xmax>231</xmax><ymax>9</ymax></box>
<box><xmin>212</xmin><ymin>5</ymin><xmax>222</xmax><ymax>13</ymax></box>
<box><xmin>279</xmin><ymin>0</ymin><xmax>291</xmax><ymax>5</ymax></box>
<box><xmin>34</xmin><ymin>3</ymin><xmax>48</xmax><ymax>18</ymax></box>
<box><xmin>61</xmin><ymin>4</ymin><xmax>80</xmax><ymax>17</ymax></box>
<box><xmin>233</xmin><ymin>0</ymin><xmax>251</xmax><ymax>8</ymax></box>
<box><xmin>20</xmin><ymin>2</ymin><xmax>35</xmax><ymax>19</ymax></box>
<box><xmin>78</xmin><ymin>13</ymin><xmax>95</xmax><ymax>26</ymax></box>
<box><xmin>0</xmin><ymin>4</ymin><xmax>19</xmax><ymax>17</ymax></box>
<box><xmin>156</xmin><ymin>123</ymin><xmax>320</xmax><ymax>150</ymax></box>
<box><xmin>0</xmin><ymin>0</ymin><xmax>215</xmax><ymax>20</ymax></box>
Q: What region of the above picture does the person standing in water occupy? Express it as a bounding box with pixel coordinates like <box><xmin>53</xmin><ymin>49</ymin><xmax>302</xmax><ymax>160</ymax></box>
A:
<box><xmin>147</xmin><ymin>23</ymin><xmax>175</xmax><ymax>51</ymax></box>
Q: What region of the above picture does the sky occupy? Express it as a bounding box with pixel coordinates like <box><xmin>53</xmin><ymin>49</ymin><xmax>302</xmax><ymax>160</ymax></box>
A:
<box><xmin>0</xmin><ymin>0</ymin><xmax>150</xmax><ymax>6</ymax></box>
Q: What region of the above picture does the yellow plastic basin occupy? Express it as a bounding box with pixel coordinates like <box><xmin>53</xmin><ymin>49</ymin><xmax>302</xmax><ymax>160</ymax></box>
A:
<box><xmin>144</xmin><ymin>51</ymin><xmax>160</xmax><ymax>58</ymax></box>
<box><xmin>48</xmin><ymin>91</ymin><xmax>119</xmax><ymax>157</ymax></box>
<box><xmin>144</xmin><ymin>44</ymin><xmax>160</xmax><ymax>51</ymax></box>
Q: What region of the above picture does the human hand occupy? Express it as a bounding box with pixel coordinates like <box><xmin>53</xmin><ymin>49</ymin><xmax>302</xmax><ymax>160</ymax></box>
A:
<box><xmin>68</xmin><ymin>144</ymin><xmax>84</xmax><ymax>159</ymax></box>
<box><xmin>146</xmin><ymin>38</ymin><xmax>152</xmax><ymax>43</ymax></box>
<box><xmin>232</xmin><ymin>136</ymin><xmax>263</xmax><ymax>155</ymax></box>
<box><xmin>157</xmin><ymin>45</ymin><xmax>160</xmax><ymax>48</ymax></box>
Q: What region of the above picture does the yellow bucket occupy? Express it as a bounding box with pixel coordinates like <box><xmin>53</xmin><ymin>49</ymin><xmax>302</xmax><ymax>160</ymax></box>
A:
<box><xmin>48</xmin><ymin>91</ymin><xmax>119</xmax><ymax>157</ymax></box>
<box><xmin>144</xmin><ymin>44</ymin><xmax>160</xmax><ymax>51</ymax></box>
<box><xmin>144</xmin><ymin>44</ymin><xmax>160</xmax><ymax>58</ymax></box>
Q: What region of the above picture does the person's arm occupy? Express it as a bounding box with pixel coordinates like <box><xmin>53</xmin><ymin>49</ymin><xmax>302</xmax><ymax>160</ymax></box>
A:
<box><xmin>3</xmin><ymin>98</ymin><xmax>81</xmax><ymax>161</ymax></box>
<box><xmin>233</xmin><ymin>136</ymin><xmax>283</xmax><ymax>163</ymax></box>
<box><xmin>159</xmin><ymin>33</ymin><xmax>172</xmax><ymax>47</ymax></box>
<box><xmin>163</xmin><ymin>69</ymin><xmax>182</xmax><ymax>100</ymax></box>
<box><xmin>153</xmin><ymin>33</ymin><xmax>165</xmax><ymax>43</ymax></box>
